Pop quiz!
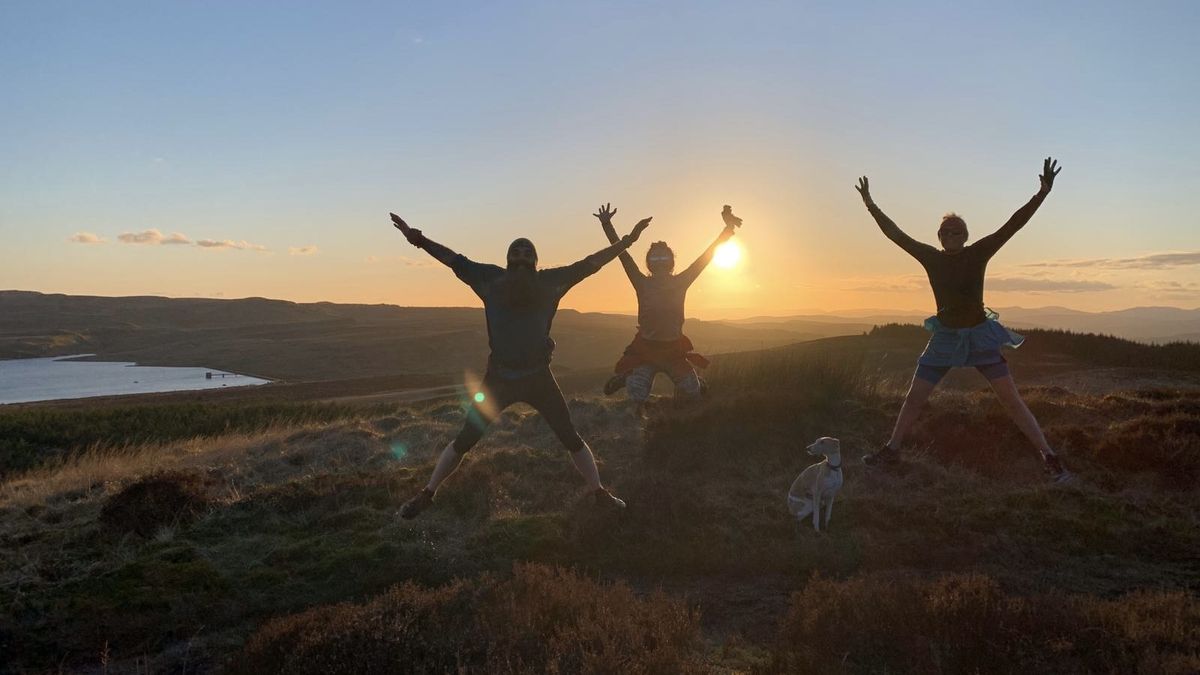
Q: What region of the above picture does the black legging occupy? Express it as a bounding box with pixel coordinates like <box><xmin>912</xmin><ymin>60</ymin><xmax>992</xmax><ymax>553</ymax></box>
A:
<box><xmin>452</xmin><ymin>367</ymin><xmax>585</xmax><ymax>453</ymax></box>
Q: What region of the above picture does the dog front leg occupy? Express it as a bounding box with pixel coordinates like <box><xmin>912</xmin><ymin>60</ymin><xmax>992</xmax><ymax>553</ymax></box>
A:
<box><xmin>812</xmin><ymin>490</ymin><xmax>822</xmax><ymax>532</ymax></box>
<box><xmin>823</xmin><ymin>495</ymin><xmax>835</xmax><ymax>530</ymax></box>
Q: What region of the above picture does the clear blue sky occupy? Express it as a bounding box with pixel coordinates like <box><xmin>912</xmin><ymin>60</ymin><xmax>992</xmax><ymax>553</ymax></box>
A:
<box><xmin>3</xmin><ymin>1</ymin><xmax>1198</xmax><ymax>315</ymax></box>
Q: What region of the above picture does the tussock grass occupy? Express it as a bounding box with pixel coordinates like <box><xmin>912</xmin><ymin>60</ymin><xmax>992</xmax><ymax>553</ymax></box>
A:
<box><xmin>0</xmin><ymin>401</ymin><xmax>393</xmax><ymax>477</ymax></box>
<box><xmin>770</xmin><ymin>572</ymin><xmax>1200</xmax><ymax>674</ymax></box>
<box><xmin>98</xmin><ymin>470</ymin><xmax>212</xmax><ymax>537</ymax></box>
<box><xmin>230</xmin><ymin>562</ymin><xmax>701</xmax><ymax>675</ymax></box>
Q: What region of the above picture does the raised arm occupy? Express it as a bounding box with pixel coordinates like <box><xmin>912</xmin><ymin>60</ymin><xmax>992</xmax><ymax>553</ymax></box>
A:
<box><xmin>593</xmin><ymin>203</ymin><xmax>644</xmax><ymax>283</ymax></box>
<box><xmin>856</xmin><ymin>177</ymin><xmax>937</xmax><ymax>261</ymax></box>
<box><xmin>390</xmin><ymin>213</ymin><xmax>458</xmax><ymax>267</ymax></box>
<box><xmin>972</xmin><ymin>157</ymin><xmax>1061</xmax><ymax>258</ymax></box>
<box><xmin>678</xmin><ymin>205</ymin><xmax>741</xmax><ymax>285</ymax></box>
<box><xmin>546</xmin><ymin>218</ymin><xmax>652</xmax><ymax>291</ymax></box>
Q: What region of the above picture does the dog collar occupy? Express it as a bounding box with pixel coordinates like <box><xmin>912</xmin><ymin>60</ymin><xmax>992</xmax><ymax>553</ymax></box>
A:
<box><xmin>826</xmin><ymin>460</ymin><xmax>841</xmax><ymax>471</ymax></box>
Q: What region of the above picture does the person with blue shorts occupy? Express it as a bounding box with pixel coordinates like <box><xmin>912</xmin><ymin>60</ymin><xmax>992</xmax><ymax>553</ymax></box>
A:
<box><xmin>856</xmin><ymin>158</ymin><xmax>1072</xmax><ymax>482</ymax></box>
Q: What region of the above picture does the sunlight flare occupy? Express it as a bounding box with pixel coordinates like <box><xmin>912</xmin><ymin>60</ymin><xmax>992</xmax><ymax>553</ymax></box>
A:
<box><xmin>714</xmin><ymin>241</ymin><xmax>742</xmax><ymax>269</ymax></box>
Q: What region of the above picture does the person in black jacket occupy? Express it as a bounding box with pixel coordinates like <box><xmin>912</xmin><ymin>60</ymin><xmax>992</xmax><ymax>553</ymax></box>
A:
<box><xmin>389</xmin><ymin>211</ymin><xmax>652</xmax><ymax>518</ymax></box>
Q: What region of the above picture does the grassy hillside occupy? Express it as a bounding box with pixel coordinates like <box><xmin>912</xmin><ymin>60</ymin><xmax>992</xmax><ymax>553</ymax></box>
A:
<box><xmin>0</xmin><ymin>291</ymin><xmax>821</xmax><ymax>381</ymax></box>
<box><xmin>2</xmin><ymin>332</ymin><xmax>1198</xmax><ymax>672</ymax></box>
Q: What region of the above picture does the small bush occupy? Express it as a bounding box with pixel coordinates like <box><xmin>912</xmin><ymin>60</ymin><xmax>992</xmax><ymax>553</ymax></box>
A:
<box><xmin>770</xmin><ymin>573</ymin><xmax>1200</xmax><ymax>674</ymax></box>
<box><xmin>99</xmin><ymin>471</ymin><xmax>211</xmax><ymax>536</ymax></box>
<box><xmin>1092</xmin><ymin>414</ymin><xmax>1200</xmax><ymax>489</ymax></box>
<box><xmin>230</xmin><ymin>562</ymin><xmax>702</xmax><ymax>674</ymax></box>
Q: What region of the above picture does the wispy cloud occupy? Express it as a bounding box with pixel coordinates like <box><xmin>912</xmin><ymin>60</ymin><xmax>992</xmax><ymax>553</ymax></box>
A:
<box><xmin>107</xmin><ymin>228</ymin><xmax>269</xmax><ymax>251</ymax></box>
<box><xmin>1024</xmin><ymin>251</ymin><xmax>1200</xmax><ymax>270</ymax></box>
<box><xmin>1133</xmin><ymin>280</ymin><xmax>1200</xmax><ymax>296</ymax></box>
<box><xmin>68</xmin><ymin>232</ymin><xmax>106</xmax><ymax>244</ymax></box>
<box><xmin>116</xmin><ymin>229</ymin><xmax>191</xmax><ymax>245</ymax></box>
<box><xmin>196</xmin><ymin>239</ymin><xmax>268</xmax><ymax>252</ymax></box>
<box><xmin>843</xmin><ymin>273</ymin><xmax>1115</xmax><ymax>294</ymax></box>
<box><xmin>118</xmin><ymin>229</ymin><xmax>166</xmax><ymax>244</ymax></box>
<box><xmin>986</xmin><ymin>277</ymin><xmax>1117</xmax><ymax>293</ymax></box>
<box><xmin>842</xmin><ymin>275</ymin><xmax>926</xmax><ymax>292</ymax></box>
<box><xmin>289</xmin><ymin>245</ymin><xmax>319</xmax><ymax>256</ymax></box>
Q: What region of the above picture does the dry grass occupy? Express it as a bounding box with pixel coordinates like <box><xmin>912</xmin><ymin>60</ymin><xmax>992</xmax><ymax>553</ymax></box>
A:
<box><xmin>230</xmin><ymin>562</ymin><xmax>702</xmax><ymax>675</ymax></box>
<box><xmin>770</xmin><ymin>572</ymin><xmax>1200</xmax><ymax>674</ymax></box>
<box><xmin>3</xmin><ymin>340</ymin><xmax>1199</xmax><ymax>673</ymax></box>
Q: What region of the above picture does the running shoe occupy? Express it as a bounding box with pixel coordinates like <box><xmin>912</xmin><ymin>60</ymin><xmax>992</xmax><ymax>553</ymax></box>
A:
<box><xmin>399</xmin><ymin>488</ymin><xmax>434</xmax><ymax>519</ymax></box>
<box><xmin>1043</xmin><ymin>453</ymin><xmax>1074</xmax><ymax>484</ymax></box>
<box><xmin>603</xmin><ymin>374</ymin><xmax>627</xmax><ymax>396</ymax></box>
<box><xmin>595</xmin><ymin>487</ymin><xmax>627</xmax><ymax>509</ymax></box>
<box><xmin>862</xmin><ymin>444</ymin><xmax>902</xmax><ymax>467</ymax></box>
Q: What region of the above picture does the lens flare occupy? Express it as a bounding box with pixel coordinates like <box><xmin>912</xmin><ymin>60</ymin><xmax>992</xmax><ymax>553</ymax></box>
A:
<box><xmin>714</xmin><ymin>241</ymin><xmax>742</xmax><ymax>268</ymax></box>
<box><xmin>463</xmin><ymin>369</ymin><xmax>498</xmax><ymax>419</ymax></box>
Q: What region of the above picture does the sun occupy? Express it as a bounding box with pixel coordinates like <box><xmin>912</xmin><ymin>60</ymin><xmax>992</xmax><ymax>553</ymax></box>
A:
<box><xmin>713</xmin><ymin>241</ymin><xmax>742</xmax><ymax>268</ymax></box>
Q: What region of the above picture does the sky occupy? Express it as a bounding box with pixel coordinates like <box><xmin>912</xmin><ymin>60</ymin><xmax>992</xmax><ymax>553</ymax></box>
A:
<box><xmin>2</xmin><ymin>1</ymin><xmax>1198</xmax><ymax>318</ymax></box>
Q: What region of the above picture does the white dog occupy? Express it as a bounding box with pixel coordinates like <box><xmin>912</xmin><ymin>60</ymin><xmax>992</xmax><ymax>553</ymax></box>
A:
<box><xmin>787</xmin><ymin>437</ymin><xmax>843</xmax><ymax>532</ymax></box>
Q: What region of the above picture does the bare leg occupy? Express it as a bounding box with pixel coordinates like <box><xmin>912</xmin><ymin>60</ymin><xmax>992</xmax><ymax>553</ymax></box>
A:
<box><xmin>569</xmin><ymin>443</ymin><xmax>603</xmax><ymax>490</ymax></box>
<box><xmin>401</xmin><ymin>440</ymin><xmax>471</xmax><ymax>519</ymax></box>
<box><xmin>987</xmin><ymin>374</ymin><xmax>1053</xmax><ymax>455</ymax></box>
<box><xmin>425</xmin><ymin>442</ymin><xmax>465</xmax><ymax>492</ymax></box>
<box><xmin>887</xmin><ymin>375</ymin><xmax>937</xmax><ymax>449</ymax></box>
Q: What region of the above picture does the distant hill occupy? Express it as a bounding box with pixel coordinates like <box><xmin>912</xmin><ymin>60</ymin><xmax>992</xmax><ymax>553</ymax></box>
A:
<box><xmin>0</xmin><ymin>291</ymin><xmax>849</xmax><ymax>382</ymax></box>
<box><xmin>725</xmin><ymin>305</ymin><xmax>1200</xmax><ymax>344</ymax></box>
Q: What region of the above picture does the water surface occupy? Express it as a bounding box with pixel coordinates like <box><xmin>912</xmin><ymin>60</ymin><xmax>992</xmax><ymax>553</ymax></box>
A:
<box><xmin>0</xmin><ymin>355</ymin><xmax>270</xmax><ymax>404</ymax></box>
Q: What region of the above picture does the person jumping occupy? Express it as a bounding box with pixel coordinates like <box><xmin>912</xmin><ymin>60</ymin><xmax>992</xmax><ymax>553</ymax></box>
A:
<box><xmin>593</xmin><ymin>203</ymin><xmax>743</xmax><ymax>412</ymax></box>
<box><xmin>391</xmin><ymin>211</ymin><xmax>652</xmax><ymax>518</ymax></box>
<box><xmin>856</xmin><ymin>158</ymin><xmax>1072</xmax><ymax>482</ymax></box>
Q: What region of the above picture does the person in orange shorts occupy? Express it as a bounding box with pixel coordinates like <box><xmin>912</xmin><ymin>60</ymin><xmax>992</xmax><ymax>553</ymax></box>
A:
<box><xmin>594</xmin><ymin>203</ymin><xmax>743</xmax><ymax>412</ymax></box>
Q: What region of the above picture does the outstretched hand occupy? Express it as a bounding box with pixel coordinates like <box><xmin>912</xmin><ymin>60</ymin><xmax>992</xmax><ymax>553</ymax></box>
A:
<box><xmin>627</xmin><ymin>217</ymin><xmax>652</xmax><ymax>243</ymax></box>
<box><xmin>390</xmin><ymin>212</ymin><xmax>425</xmax><ymax>248</ymax></box>
<box><xmin>721</xmin><ymin>205</ymin><xmax>743</xmax><ymax>231</ymax></box>
<box><xmin>593</xmin><ymin>202</ymin><xmax>617</xmax><ymax>225</ymax></box>
<box><xmin>1039</xmin><ymin>157</ymin><xmax>1061</xmax><ymax>194</ymax></box>
<box><xmin>855</xmin><ymin>176</ymin><xmax>874</xmax><ymax>206</ymax></box>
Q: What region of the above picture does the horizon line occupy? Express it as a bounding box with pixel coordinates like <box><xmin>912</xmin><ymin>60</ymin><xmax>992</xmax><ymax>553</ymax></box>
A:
<box><xmin>5</xmin><ymin>288</ymin><xmax>1199</xmax><ymax>319</ymax></box>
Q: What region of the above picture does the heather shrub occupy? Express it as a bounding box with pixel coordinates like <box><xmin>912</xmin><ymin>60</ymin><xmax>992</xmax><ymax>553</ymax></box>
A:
<box><xmin>770</xmin><ymin>573</ymin><xmax>1200</xmax><ymax>674</ymax></box>
<box><xmin>98</xmin><ymin>470</ymin><xmax>211</xmax><ymax>536</ymax></box>
<box><xmin>1091</xmin><ymin>413</ymin><xmax>1200</xmax><ymax>489</ymax></box>
<box><xmin>231</xmin><ymin>563</ymin><xmax>702</xmax><ymax>674</ymax></box>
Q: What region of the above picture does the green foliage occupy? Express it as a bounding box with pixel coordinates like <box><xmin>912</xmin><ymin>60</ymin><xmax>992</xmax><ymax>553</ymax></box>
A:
<box><xmin>32</xmin><ymin>542</ymin><xmax>231</xmax><ymax>665</ymax></box>
<box><xmin>0</xmin><ymin>401</ymin><xmax>386</xmax><ymax>476</ymax></box>
<box><xmin>229</xmin><ymin>562</ymin><xmax>702</xmax><ymax>675</ymax></box>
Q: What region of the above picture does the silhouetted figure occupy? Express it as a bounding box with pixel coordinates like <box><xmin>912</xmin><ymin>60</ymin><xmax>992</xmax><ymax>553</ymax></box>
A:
<box><xmin>857</xmin><ymin>158</ymin><xmax>1072</xmax><ymax>482</ymax></box>
<box><xmin>594</xmin><ymin>203</ymin><xmax>742</xmax><ymax>411</ymax></box>
<box><xmin>390</xmin><ymin>212</ymin><xmax>651</xmax><ymax>518</ymax></box>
